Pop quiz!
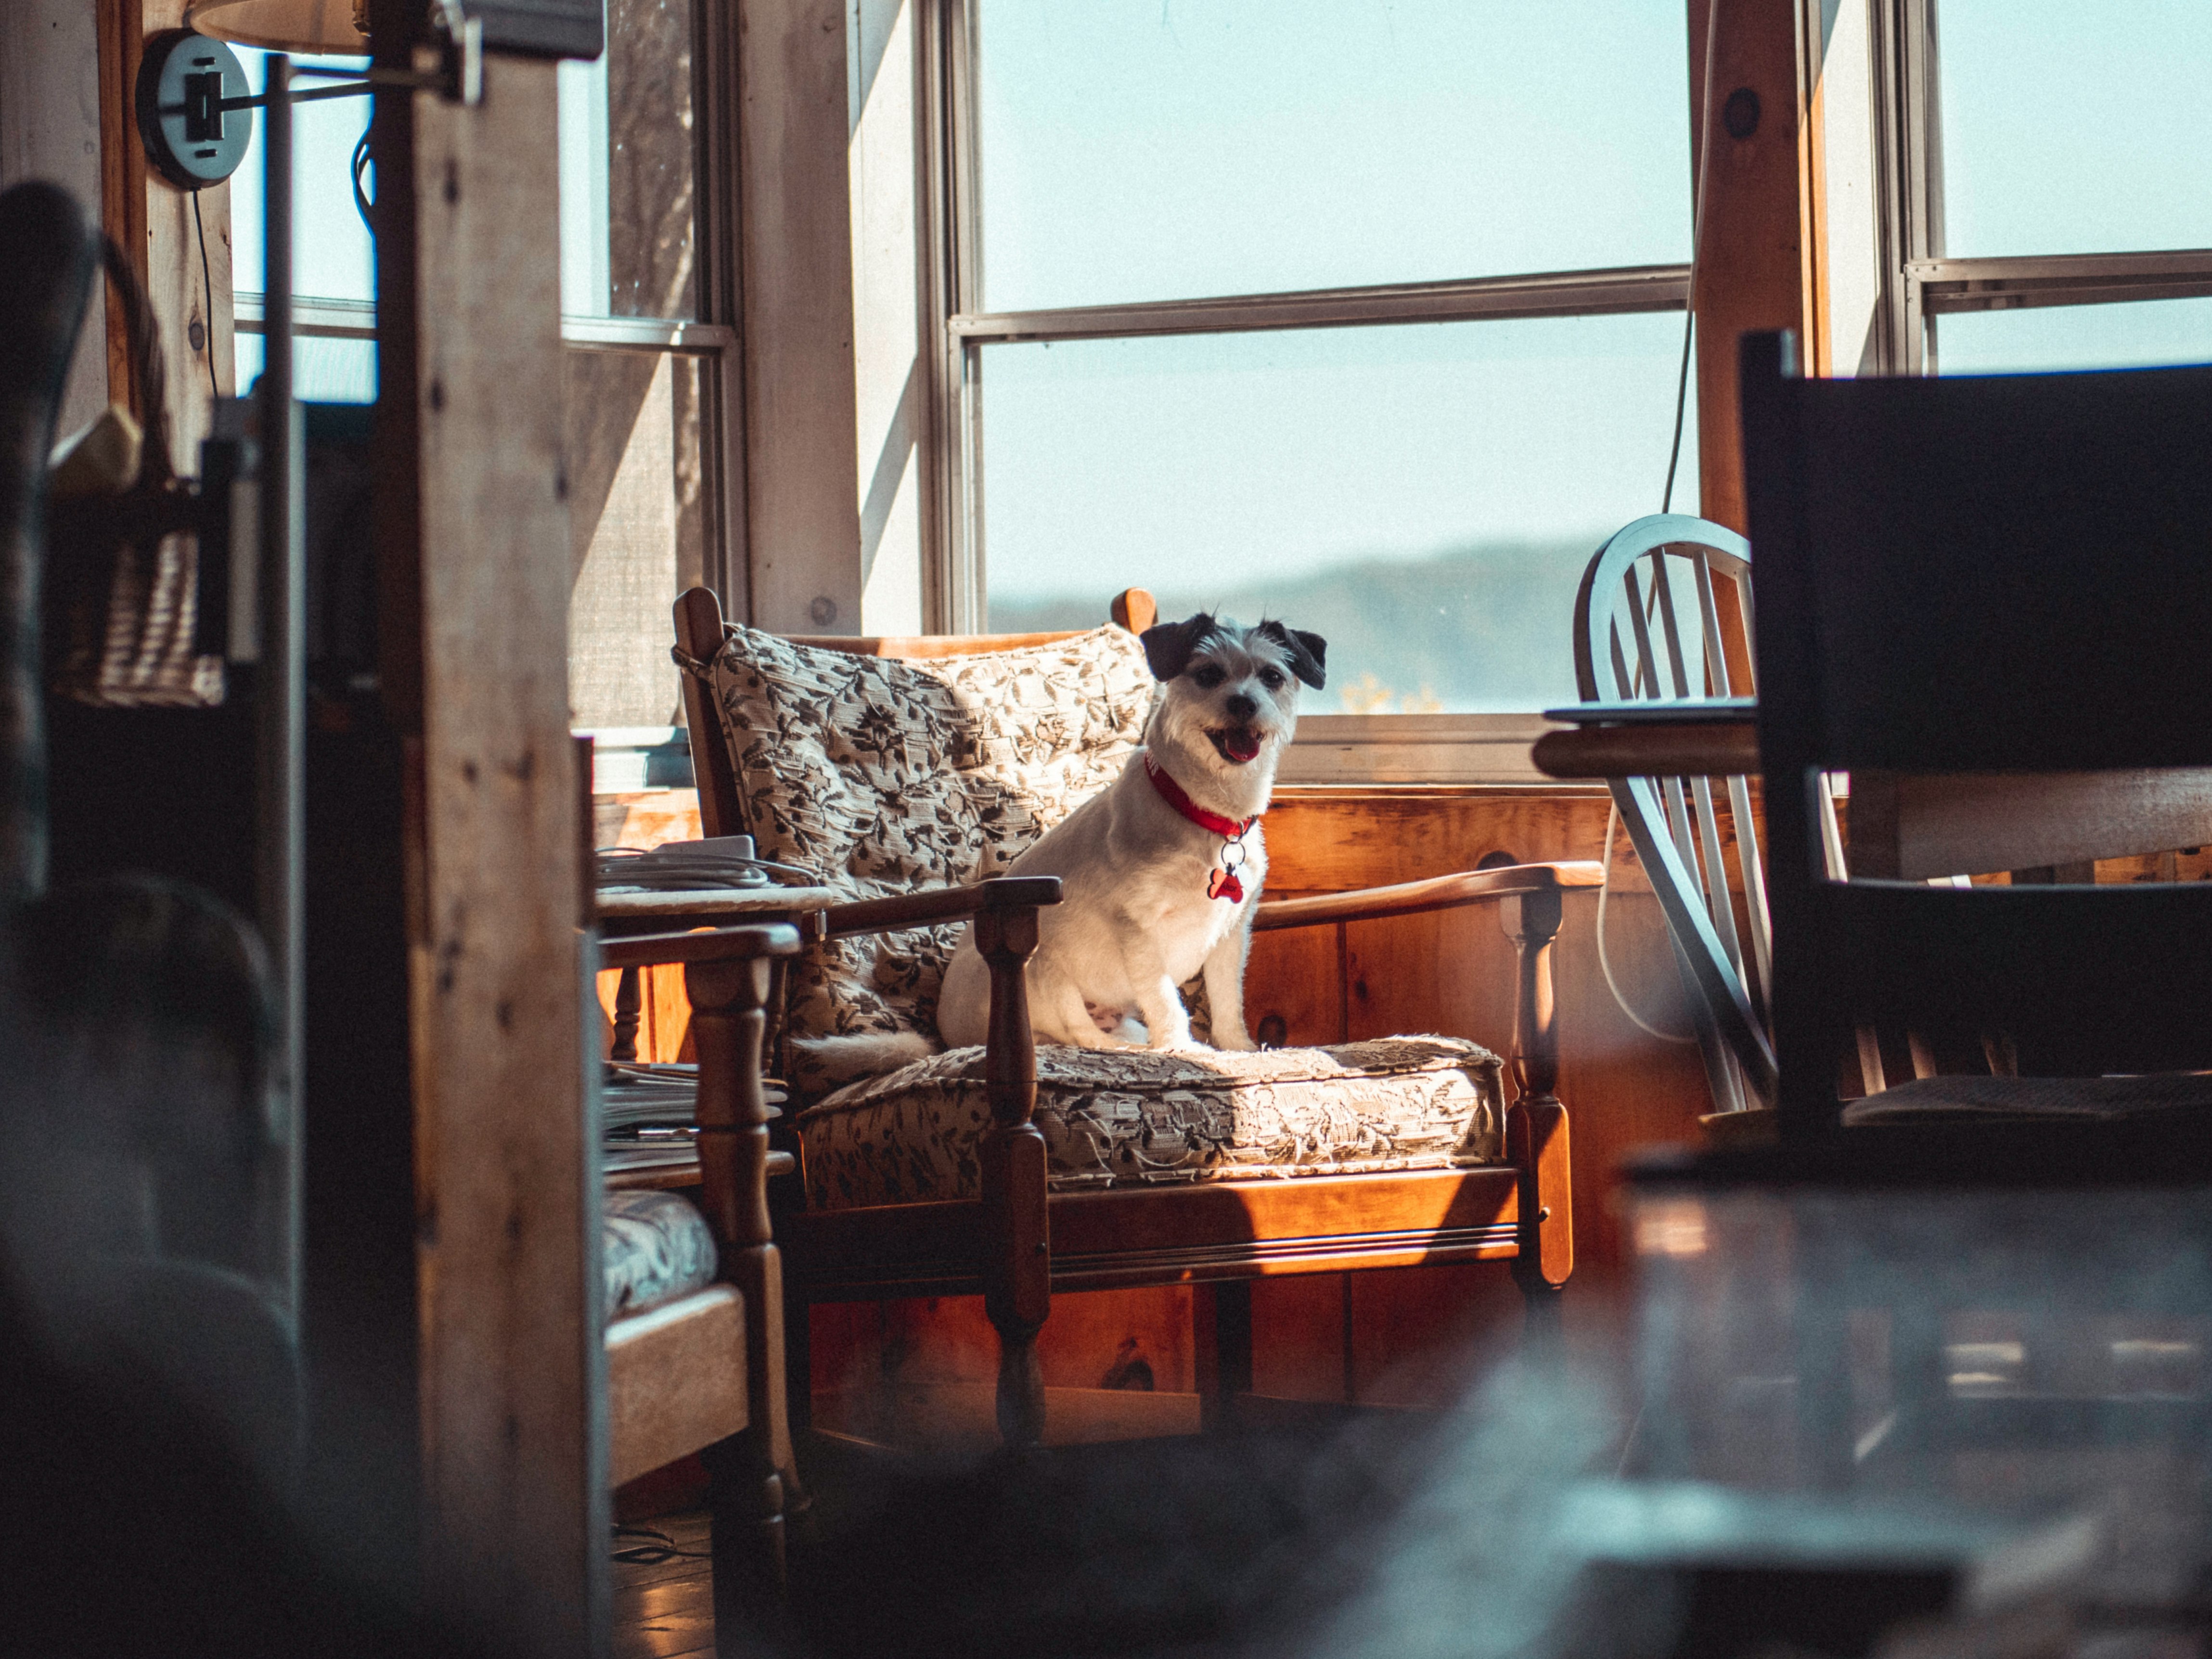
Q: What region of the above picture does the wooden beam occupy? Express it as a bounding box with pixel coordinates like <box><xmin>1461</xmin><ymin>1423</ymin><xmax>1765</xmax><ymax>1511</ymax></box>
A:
<box><xmin>373</xmin><ymin>31</ymin><xmax>602</xmax><ymax>1654</ymax></box>
<box><xmin>737</xmin><ymin>0</ymin><xmax>863</xmax><ymax>632</ymax></box>
<box><xmin>0</xmin><ymin>0</ymin><xmax>112</xmax><ymax>437</ymax></box>
<box><xmin>96</xmin><ymin>0</ymin><xmax>233</xmax><ymax>461</ymax></box>
<box><xmin>1689</xmin><ymin>0</ymin><xmax>1809</xmax><ymax>531</ymax></box>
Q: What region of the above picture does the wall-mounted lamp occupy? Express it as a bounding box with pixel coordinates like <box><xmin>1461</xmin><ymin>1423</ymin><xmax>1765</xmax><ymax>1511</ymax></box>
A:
<box><xmin>135</xmin><ymin>2</ymin><xmax>481</xmax><ymax>193</ymax></box>
<box><xmin>183</xmin><ymin>0</ymin><xmax>370</xmax><ymax>53</ymax></box>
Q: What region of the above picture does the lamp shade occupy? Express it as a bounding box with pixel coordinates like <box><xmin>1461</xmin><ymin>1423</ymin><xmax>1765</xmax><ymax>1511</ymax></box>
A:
<box><xmin>182</xmin><ymin>0</ymin><xmax>367</xmax><ymax>53</ymax></box>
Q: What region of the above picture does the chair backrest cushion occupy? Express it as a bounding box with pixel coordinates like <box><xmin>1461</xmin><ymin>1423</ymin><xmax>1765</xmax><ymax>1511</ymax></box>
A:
<box><xmin>706</xmin><ymin>623</ymin><xmax>1156</xmax><ymax>1073</ymax></box>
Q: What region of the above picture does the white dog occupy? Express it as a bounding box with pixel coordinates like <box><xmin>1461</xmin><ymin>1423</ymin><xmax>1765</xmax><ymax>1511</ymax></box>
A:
<box><xmin>933</xmin><ymin>613</ymin><xmax>1327</xmax><ymax>1054</ymax></box>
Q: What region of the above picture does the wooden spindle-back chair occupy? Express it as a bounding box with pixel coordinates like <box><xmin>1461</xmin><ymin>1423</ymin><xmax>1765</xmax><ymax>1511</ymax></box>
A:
<box><xmin>1575</xmin><ymin>515</ymin><xmax>1780</xmax><ymax>1117</ymax></box>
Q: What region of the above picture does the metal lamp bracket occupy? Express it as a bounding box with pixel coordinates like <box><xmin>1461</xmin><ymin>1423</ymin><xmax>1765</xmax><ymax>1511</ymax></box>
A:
<box><xmin>137</xmin><ymin>15</ymin><xmax>482</xmax><ymax>193</ymax></box>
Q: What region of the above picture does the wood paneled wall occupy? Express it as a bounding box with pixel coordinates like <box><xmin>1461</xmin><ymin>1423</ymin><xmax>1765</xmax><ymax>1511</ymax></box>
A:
<box><xmin>1233</xmin><ymin>787</ymin><xmax>1713</xmax><ymax>1401</ymax></box>
<box><xmin>0</xmin><ymin>0</ymin><xmax>112</xmax><ymax>438</ymax></box>
<box><xmin>96</xmin><ymin>0</ymin><xmax>234</xmax><ymax>458</ymax></box>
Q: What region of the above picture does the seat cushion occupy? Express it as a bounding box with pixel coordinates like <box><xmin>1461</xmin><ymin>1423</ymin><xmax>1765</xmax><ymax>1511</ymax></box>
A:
<box><xmin>797</xmin><ymin>1036</ymin><xmax>1508</xmax><ymax>1209</ymax></box>
<box><xmin>1842</xmin><ymin>1071</ymin><xmax>2212</xmax><ymax>1127</ymax></box>
<box><xmin>701</xmin><ymin>623</ymin><xmax>1156</xmax><ymax>1095</ymax></box>
<box><xmin>604</xmin><ymin>1189</ymin><xmax>718</xmax><ymax>1319</ymax></box>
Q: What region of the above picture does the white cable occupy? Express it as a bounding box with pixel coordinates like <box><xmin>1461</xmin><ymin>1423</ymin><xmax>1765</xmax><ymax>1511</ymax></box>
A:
<box><xmin>1595</xmin><ymin>801</ymin><xmax>1697</xmax><ymax>1044</ymax></box>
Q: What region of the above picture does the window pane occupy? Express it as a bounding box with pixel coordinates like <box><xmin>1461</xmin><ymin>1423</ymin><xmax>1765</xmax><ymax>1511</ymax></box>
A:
<box><xmin>558</xmin><ymin>0</ymin><xmax>698</xmax><ymax>320</ymax></box>
<box><xmin>980</xmin><ymin>313</ymin><xmax>1697</xmax><ymax>713</ymax></box>
<box><xmin>229</xmin><ymin>50</ymin><xmax>374</xmax><ymax>305</ymax></box>
<box><xmin>1934</xmin><ymin>298</ymin><xmax>2212</xmax><ymax>376</ymax></box>
<box><xmin>566</xmin><ymin>350</ymin><xmax>709</xmax><ymax>727</ymax></box>
<box><xmin>974</xmin><ymin>0</ymin><xmax>1692</xmax><ymax>312</ymax></box>
<box><xmin>1935</xmin><ymin>0</ymin><xmax>2212</xmax><ymax>257</ymax></box>
<box><xmin>234</xmin><ymin>332</ymin><xmax>376</xmax><ymax>403</ymax></box>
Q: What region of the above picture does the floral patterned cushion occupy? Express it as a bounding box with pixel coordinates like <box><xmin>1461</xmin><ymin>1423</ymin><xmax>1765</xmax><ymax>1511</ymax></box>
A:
<box><xmin>604</xmin><ymin>1189</ymin><xmax>718</xmax><ymax>1319</ymax></box>
<box><xmin>700</xmin><ymin>623</ymin><xmax>1156</xmax><ymax>1093</ymax></box>
<box><xmin>796</xmin><ymin>1037</ymin><xmax>1508</xmax><ymax>1209</ymax></box>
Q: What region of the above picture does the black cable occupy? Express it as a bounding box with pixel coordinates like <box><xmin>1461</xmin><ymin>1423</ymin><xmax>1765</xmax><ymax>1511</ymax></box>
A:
<box><xmin>190</xmin><ymin>188</ymin><xmax>219</xmax><ymax>400</ymax></box>
<box><xmin>611</xmin><ymin>1524</ymin><xmax>712</xmax><ymax>1565</ymax></box>
<box><xmin>1661</xmin><ymin>309</ymin><xmax>1695</xmax><ymax>515</ymax></box>
<box><xmin>1663</xmin><ymin>0</ymin><xmax>1724</xmax><ymax>514</ymax></box>
<box><xmin>351</xmin><ymin>129</ymin><xmax>374</xmax><ymax>237</ymax></box>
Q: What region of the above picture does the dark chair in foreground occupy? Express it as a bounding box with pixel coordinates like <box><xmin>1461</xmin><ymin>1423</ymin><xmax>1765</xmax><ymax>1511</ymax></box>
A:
<box><xmin>1739</xmin><ymin>333</ymin><xmax>2212</xmax><ymax>1145</ymax></box>
<box><xmin>1614</xmin><ymin>343</ymin><xmax>2212</xmax><ymax>1529</ymax></box>
<box><xmin>671</xmin><ymin>586</ymin><xmax>1599</xmax><ymax>1451</ymax></box>
<box><xmin>1576</xmin><ymin>507</ymin><xmax>2212</xmax><ymax>1132</ymax></box>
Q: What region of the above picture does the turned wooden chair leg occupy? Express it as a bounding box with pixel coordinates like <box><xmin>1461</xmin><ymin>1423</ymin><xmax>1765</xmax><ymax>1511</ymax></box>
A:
<box><xmin>702</xmin><ymin>1428</ymin><xmax>786</xmax><ymax>1658</ymax></box>
<box><xmin>611</xmin><ymin>964</ymin><xmax>643</xmax><ymax>1061</ymax></box>
<box><xmin>1194</xmin><ymin>1279</ymin><xmax>1253</xmax><ymax>1433</ymax></box>
<box><xmin>687</xmin><ymin>950</ymin><xmax>804</xmax><ymax>1525</ymax></box>
<box><xmin>1503</xmin><ymin>889</ymin><xmax>1574</xmax><ymax>1339</ymax></box>
<box><xmin>976</xmin><ymin>898</ymin><xmax>1049</xmax><ymax>1453</ymax></box>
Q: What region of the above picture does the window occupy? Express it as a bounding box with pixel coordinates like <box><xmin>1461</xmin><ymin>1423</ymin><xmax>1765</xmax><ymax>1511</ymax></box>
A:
<box><xmin>924</xmin><ymin>1</ymin><xmax>1701</xmax><ymax>717</ymax></box>
<box><xmin>231</xmin><ymin>2</ymin><xmax>742</xmax><ymax>734</ymax></box>
<box><xmin>231</xmin><ymin>47</ymin><xmax>378</xmax><ymax>403</ymax></box>
<box><xmin>556</xmin><ymin>0</ymin><xmax>738</xmax><ymax>732</ymax></box>
<box><xmin>1867</xmin><ymin>0</ymin><xmax>2212</xmax><ymax>376</ymax></box>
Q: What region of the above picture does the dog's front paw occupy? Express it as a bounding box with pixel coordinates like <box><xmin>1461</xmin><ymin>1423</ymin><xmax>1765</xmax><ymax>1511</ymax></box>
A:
<box><xmin>1211</xmin><ymin>1029</ymin><xmax>1260</xmax><ymax>1053</ymax></box>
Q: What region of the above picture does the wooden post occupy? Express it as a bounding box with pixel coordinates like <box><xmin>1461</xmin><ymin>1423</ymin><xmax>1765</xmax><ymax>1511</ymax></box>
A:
<box><xmin>1687</xmin><ymin>0</ymin><xmax>1808</xmax><ymax>531</ymax></box>
<box><xmin>974</xmin><ymin>897</ymin><xmax>1048</xmax><ymax>1453</ymax></box>
<box><xmin>1502</xmin><ymin>889</ymin><xmax>1573</xmax><ymax>1321</ymax></box>
<box><xmin>735</xmin><ymin>0</ymin><xmax>862</xmax><ymax>633</ymax></box>
<box><xmin>372</xmin><ymin>20</ymin><xmax>601</xmax><ymax>1653</ymax></box>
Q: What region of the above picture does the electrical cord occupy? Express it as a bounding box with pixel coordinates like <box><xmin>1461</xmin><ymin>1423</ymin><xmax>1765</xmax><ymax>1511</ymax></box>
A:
<box><xmin>1592</xmin><ymin>0</ymin><xmax>1727</xmax><ymax>1043</ymax></box>
<box><xmin>1661</xmin><ymin>0</ymin><xmax>1723</xmax><ymax>514</ymax></box>
<box><xmin>190</xmin><ymin>189</ymin><xmax>219</xmax><ymax>400</ymax></box>
<box><xmin>351</xmin><ymin>129</ymin><xmax>374</xmax><ymax>236</ymax></box>
<box><xmin>1595</xmin><ymin>801</ymin><xmax>1696</xmax><ymax>1044</ymax></box>
<box><xmin>611</xmin><ymin>1524</ymin><xmax>711</xmax><ymax>1565</ymax></box>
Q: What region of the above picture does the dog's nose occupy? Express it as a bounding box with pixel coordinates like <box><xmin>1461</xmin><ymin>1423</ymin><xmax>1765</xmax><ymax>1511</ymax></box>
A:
<box><xmin>1225</xmin><ymin>693</ymin><xmax>1259</xmax><ymax>722</ymax></box>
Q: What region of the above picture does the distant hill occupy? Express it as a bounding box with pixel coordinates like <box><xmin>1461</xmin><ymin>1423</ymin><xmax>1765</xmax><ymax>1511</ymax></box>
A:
<box><xmin>990</xmin><ymin>539</ymin><xmax>1602</xmax><ymax>712</ymax></box>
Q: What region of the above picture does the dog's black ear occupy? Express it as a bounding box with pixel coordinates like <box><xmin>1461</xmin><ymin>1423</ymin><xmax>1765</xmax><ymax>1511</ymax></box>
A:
<box><xmin>1257</xmin><ymin>620</ymin><xmax>1328</xmax><ymax>690</ymax></box>
<box><xmin>1141</xmin><ymin>612</ymin><xmax>1215</xmax><ymax>682</ymax></box>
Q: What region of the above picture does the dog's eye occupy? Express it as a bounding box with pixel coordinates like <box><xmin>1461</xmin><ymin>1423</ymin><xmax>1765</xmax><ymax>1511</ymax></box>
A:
<box><xmin>1193</xmin><ymin>665</ymin><xmax>1226</xmax><ymax>689</ymax></box>
<box><xmin>1258</xmin><ymin>668</ymin><xmax>1285</xmax><ymax>691</ymax></box>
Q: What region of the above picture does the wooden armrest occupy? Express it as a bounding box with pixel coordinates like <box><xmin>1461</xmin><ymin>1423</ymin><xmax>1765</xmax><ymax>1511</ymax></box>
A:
<box><xmin>1530</xmin><ymin>721</ymin><xmax>1759</xmax><ymax>780</ymax></box>
<box><xmin>1253</xmin><ymin>862</ymin><xmax>1605</xmax><ymax>931</ymax></box>
<box><xmin>822</xmin><ymin>876</ymin><xmax>1062</xmax><ymax>939</ymax></box>
<box><xmin>599</xmin><ymin>922</ymin><xmax>803</xmax><ymax>971</ymax></box>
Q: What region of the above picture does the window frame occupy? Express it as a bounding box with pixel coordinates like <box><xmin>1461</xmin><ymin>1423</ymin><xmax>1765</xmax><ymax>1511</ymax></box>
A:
<box><xmin>1868</xmin><ymin>0</ymin><xmax>2212</xmax><ymax>376</ymax></box>
<box><xmin>233</xmin><ymin>0</ymin><xmax>750</xmax><ymax>617</ymax></box>
<box><xmin>910</xmin><ymin>0</ymin><xmax>1696</xmax><ymax>778</ymax></box>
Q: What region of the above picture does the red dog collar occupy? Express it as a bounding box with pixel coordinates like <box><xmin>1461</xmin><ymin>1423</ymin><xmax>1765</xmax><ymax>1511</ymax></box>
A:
<box><xmin>1145</xmin><ymin>755</ymin><xmax>1260</xmax><ymax>901</ymax></box>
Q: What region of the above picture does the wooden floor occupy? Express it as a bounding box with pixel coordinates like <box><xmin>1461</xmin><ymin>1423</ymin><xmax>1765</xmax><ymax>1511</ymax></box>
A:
<box><xmin>614</xmin><ymin>1511</ymin><xmax>717</xmax><ymax>1659</ymax></box>
<box><xmin>612</xmin><ymin>1409</ymin><xmax>1462</xmax><ymax>1659</ymax></box>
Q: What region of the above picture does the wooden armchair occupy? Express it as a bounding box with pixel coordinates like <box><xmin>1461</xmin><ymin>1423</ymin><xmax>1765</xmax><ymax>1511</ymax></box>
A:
<box><xmin>599</xmin><ymin>922</ymin><xmax>799</xmax><ymax>1644</ymax></box>
<box><xmin>672</xmin><ymin>586</ymin><xmax>1602</xmax><ymax>1450</ymax></box>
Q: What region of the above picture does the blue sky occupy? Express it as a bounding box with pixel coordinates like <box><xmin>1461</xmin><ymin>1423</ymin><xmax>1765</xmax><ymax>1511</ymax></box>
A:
<box><xmin>972</xmin><ymin>0</ymin><xmax>1698</xmax><ymax>619</ymax></box>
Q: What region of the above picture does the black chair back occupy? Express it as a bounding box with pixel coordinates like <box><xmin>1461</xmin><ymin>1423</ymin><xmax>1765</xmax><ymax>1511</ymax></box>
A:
<box><xmin>1740</xmin><ymin>333</ymin><xmax>2212</xmax><ymax>1132</ymax></box>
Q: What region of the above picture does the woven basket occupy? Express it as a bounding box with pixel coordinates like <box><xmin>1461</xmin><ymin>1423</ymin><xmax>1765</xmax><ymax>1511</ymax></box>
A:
<box><xmin>44</xmin><ymin>236</ymin><xmax>223</xmax><ymax>708</ymax></box>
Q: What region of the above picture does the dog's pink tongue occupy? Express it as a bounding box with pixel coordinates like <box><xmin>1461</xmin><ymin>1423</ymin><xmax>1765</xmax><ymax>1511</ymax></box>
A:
<box><xmin>1225</xmin><ymin>730</ymin><xmax>1262</xmax><ymax>763</ymax></box>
